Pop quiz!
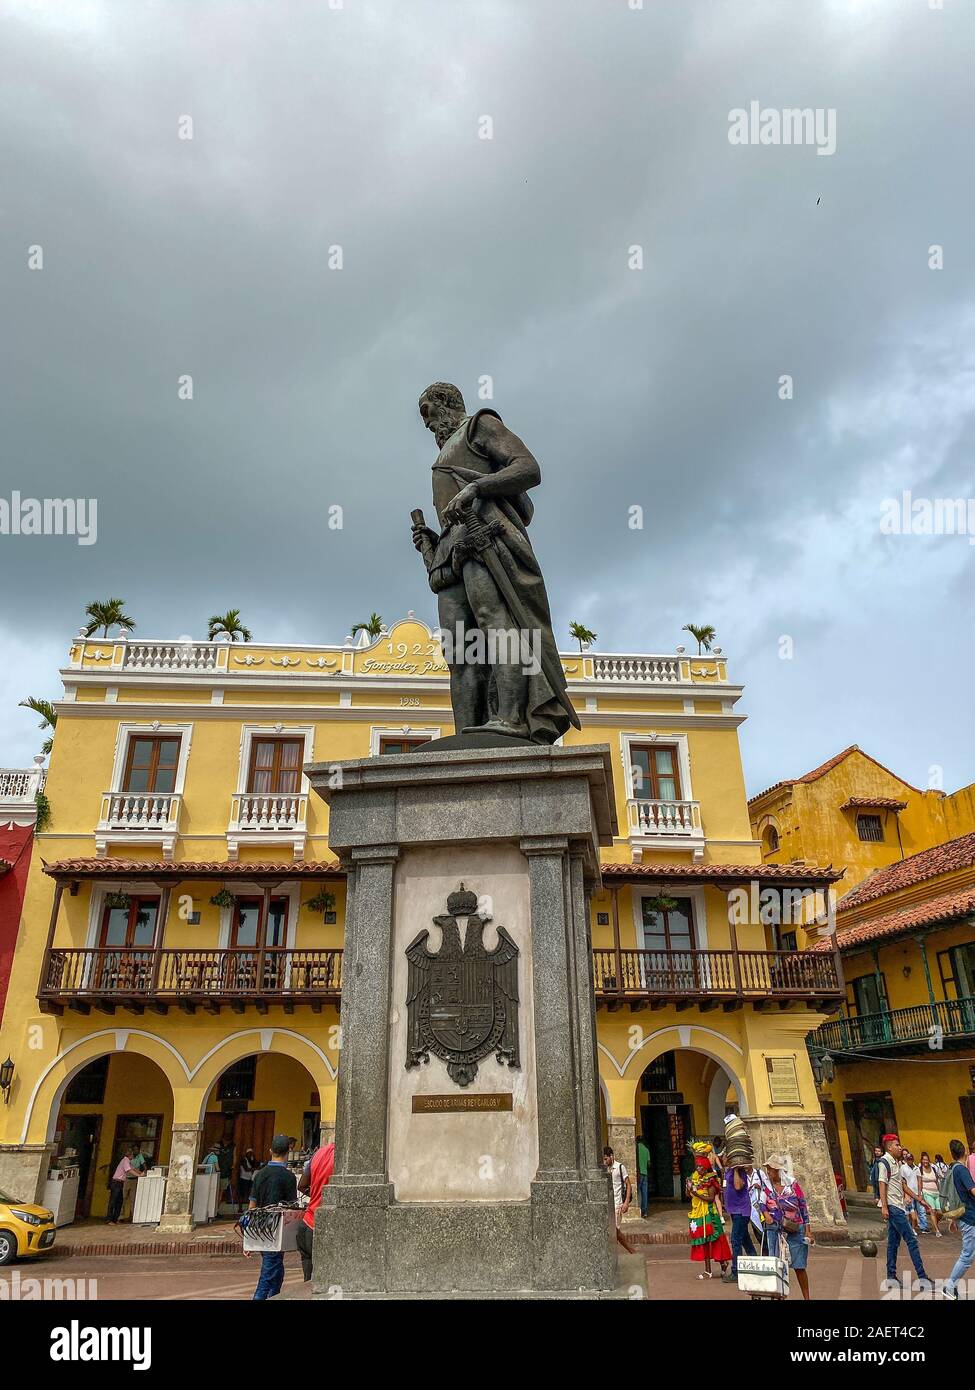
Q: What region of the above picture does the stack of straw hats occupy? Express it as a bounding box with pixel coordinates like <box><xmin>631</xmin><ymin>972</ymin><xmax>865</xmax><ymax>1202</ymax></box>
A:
<box><xmin>723</xmin><ymin>1113</ymin><xmax>755</xmax><ymax>1167</ymax></box>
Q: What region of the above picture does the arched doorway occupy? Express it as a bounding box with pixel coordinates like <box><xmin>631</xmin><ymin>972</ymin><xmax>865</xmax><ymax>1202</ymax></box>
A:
<box><xmin>199</xmin><ymin>1051</ymin><xmax>322</xmax><ymax>1214</ymax></box>
<box><xmin>635</xmin><ymin>1047</ymin><xmax>746</xmax><ymax>1203</ymax></box>
<box><xmin>51</xmin><ymin>1051</ymin><xmax>175</xmax><ymax>1221</ymax></box>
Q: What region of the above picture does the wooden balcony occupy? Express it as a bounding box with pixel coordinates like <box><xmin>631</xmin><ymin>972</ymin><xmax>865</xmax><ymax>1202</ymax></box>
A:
<box><xmin>810</xmin><ymin>996</ymin><xmax>975</xmax><ymax>1057</ymax></box>
<box><xmin>592</xmin><ymin>947</ymin><xmax>842</xmax><ymax>1011</ymax></box>
<box><xmin>38</xmin><ymin>946</ymin><xmax>343</xmax><ymax>1016</ymax></box>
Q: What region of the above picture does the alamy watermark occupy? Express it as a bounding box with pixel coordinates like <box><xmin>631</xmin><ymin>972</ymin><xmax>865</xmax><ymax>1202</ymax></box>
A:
<box><xmin>728</xmin><ymin>102</ymin><xmax>836</xmax><ymax>156</ymax></box>
<box><xmin>881</xmin><ymin>490</ymin><xmax>975</xmax><ymax>545</ymax></box>
<box><xmin>728</xmin><ymin>881</ymin><xmax>835</xmax><ymax>935</ymax></box>
<box><xmin>435</xmin><ymin>623</ymin><xmax>541</xmax><ymax>676</ymax></box>
<box><xmin>0</xmin><ymin>492</ymin><xmax>97</xmax><ymax>545</ymax></box>
<box><xmin>1</xmin><ymin>1271</ymin><xmax>98</xmax><ymax>1300</ymax></box>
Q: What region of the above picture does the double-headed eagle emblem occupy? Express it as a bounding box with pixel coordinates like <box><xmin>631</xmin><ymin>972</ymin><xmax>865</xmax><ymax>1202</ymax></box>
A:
<box><xmin>405</xmin><ymin>883</ymin><xmax>520</xmax><ymax>1088</ymax></box>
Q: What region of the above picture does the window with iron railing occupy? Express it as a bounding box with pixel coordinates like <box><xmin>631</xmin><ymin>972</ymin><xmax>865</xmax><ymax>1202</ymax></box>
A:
<box><xmin>856</xmin><ymin>814</ymin><xmax>884</xmax><ymax>843</ymax></box>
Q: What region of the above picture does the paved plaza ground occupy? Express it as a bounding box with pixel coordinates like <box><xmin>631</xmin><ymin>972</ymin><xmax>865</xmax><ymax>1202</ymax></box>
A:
<box><xmin>8</xmin><ymin>1211</ymin><xmax>970</xmax><ymax>1301</ymax></box>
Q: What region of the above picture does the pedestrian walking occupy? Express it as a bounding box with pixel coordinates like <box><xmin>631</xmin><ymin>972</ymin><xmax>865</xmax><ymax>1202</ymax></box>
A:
<box><xmin>238</xmin><ymin>1147</ymin><xmax>258</xmax><ymax>1212</ymax></box>
<box><xmin>933</xmin><ymin>1153</ymin><xmax>949</xmax><ymax>1181</ymax></box>
<box><xmin>248</xmin><ymin>1134</ymin><xmax>298</xmax><ymax>1301</ymax></box>
<box><xmin>686</xmin><ymin>1140</ymin><xmax>731</xmax><ymax>1280</ymax></box>
<box><xmin>723</xmin><ymin>1161</ymin><xmax>756</xmax><ymax>1281</ymax></box>
<box><xmin>635</xmin><ymin>1136</ymin><xmax>650</xmax><ymax>1219</ymax></box>
<box><xmin>603</xmin><ymin>1145</ymin><xmax>635</xmax><ymax>1252</ymax></box>
<box><xmin>868</xmin><ymin>1144</ymin><xmax>884</xmax><ymax>1206</ymax></box>
<box><xmin>202</xmin><ymin>1140</ymin><xmax>221</xmax><ymax>1175</ymax></box>
<box><xmin>758</xmin><ymin>1155</ymin><xmax>813</xmax><ymax>1301</ymax></box>
<box><xmin>295</xmin><ymin>1142</ymin><xmax>335</xmax><ymax>1282</ymax></box>
<box><xmin>878</xmin><ymin>1133</ymin><xmax>931</xmax><ymax>1290</ymax></box>
<box><xmin>916</xmin><ymin>1153</ymin><xmax>944</xmax><ymax>1238</ymax></box>
<box><xmin>901</xmin><ymin>1151</ymin><xmax>928</xmax><ymax>1234</ymax></box>
<box><xmin>942</xmin><ymin>1138</ymin><xmax>975</xmax><ymax>1301</ymax></box>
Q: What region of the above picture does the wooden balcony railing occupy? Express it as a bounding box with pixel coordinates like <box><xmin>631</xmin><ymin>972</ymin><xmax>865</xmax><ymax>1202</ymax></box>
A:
<box><xmin>592</xmin><ymin>947</ymin><xmax>841</xmax><ymax>1006</ymax></box>
<box><xmin>811</xmin><ymin>996</ymin><xmax>975</xmax><ymax>1054</ymax></box>
<box><xmin>39</xmin><ymin>947</ymin><xmax>342</xmax><ymax>1013</ymax></box>
<box><xmin>40</xmin><ymin>943</ymin><xmax>839</xmax><ymax>1015</ymax></box>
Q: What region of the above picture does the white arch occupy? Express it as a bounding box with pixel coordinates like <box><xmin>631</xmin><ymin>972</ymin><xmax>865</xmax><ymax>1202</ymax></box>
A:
<box><xmin>707</xmin><ymin>1061</ymin><xmax>745</xmax><ymax>1129</ymax></box>
<box><xmin>597</xmin><ymin>1024</ymin><xmax>744</xmax><ymax>1080</ymax></box>
<box><xmin>194</xmin><ymin>1036</ymin><xmax>335</xmax><ymax>1125</ymax></box>
<box><xmin>183</xmin><ymin>1028</ymin><xmax>337</xmax><ymax>1087</ymax></box>
<box><xmin>20</xmin><ymin>1026</ymin><xmax>337</xmax><ymax>1144</ymax></box>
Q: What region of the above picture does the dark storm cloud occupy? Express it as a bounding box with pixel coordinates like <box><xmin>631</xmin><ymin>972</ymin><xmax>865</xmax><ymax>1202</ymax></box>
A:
<box><xmin>1</xmin><ymin>0</ymin><xmax>972</xmax><ymax>793</ymax></box>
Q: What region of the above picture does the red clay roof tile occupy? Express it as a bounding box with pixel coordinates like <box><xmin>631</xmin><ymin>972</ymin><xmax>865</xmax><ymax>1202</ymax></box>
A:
<box><xmin>813</xmin><ymin>886</ymin><xmax>975</xmax><ymax>953</ymax></box>
<box><xmin>43</xmin><ymin>858</ymin><xmax>343</xmax><ymax>878</ymax></box>
<box><xmin>837</xmin><ymin>832</ymin><xmax>975</xmax><ymax>911</ymax></box>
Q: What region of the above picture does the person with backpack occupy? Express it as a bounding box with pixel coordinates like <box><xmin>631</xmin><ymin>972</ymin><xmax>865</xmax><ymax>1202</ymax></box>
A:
<box><xmin>941</xmin><ymin>1138</ymin><xmax>975</xmax><ymax>1301</ymax></box>
<box><xmin>602</xmin><ymin>1145</ymin><xmax>635</xmax><ymax>1251</ymax></box>
<box><xmin>878</xmin><ymin>1133</ymin><xmax>931</xmax><ymax>1289</ymax></box>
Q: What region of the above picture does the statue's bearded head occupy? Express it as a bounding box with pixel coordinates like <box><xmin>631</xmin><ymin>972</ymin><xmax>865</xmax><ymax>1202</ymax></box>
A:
<box><xmin>419</xmin><ymin>382</ymin><xmax>466</xmax><ymax>448</ymax></box>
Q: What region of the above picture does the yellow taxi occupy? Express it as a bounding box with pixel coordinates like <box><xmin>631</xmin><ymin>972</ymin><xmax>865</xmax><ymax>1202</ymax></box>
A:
<box><xmin>0</xmin><ymin>1189</ymin><xmax>57</xmax><ymax>1264</ymax></box>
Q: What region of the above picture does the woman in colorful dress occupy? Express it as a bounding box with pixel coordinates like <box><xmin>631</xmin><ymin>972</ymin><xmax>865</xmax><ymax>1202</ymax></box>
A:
<box><xmin>759</xmin><ymin>1154</ymin><xmax>813</xmax><ymax>1300</ymax></box>
<box><xmin>687</xmin><ymin>1140</ymin><xmax>732</xmax><ymax>1279</ymax></box>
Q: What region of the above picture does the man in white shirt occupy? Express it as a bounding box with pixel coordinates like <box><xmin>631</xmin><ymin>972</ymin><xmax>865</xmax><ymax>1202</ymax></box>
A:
<box><xmin>603</xmin><ymin>1145</ymin><xmax>635</xmax><ymax>1252</ymax></box>
<box><xmin>901</xmin><ymin>1151</ymin><xmax>929</xmax><ymax>1233</ymax></box>
<box><xmin>879</xmin><ymin>1134</ymin><xmax>931</xmax><ymax>1287</ymax></box>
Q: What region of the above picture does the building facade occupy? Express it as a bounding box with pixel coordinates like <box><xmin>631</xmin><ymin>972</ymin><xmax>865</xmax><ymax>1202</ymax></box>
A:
<box><xmin>0</xmin><ymin>618</ymin><xmax>845</xmax><ymax>1228</ymax></box>
<box><xmin>0</xmin><ymin>763</ymin><xmax>45</xmax><ymax>1022</ymax></box>
<box><xmin>750</xmin><ymin>744</ymin><xmax>975</xmax><ymax>898</ymax></box>
<box><xmin>750</xmin><ymin>745</ymin><xmax>975</xmax><ymax>1189</ymax></box>
<box><xmin>808</xmin><ymin>834</ymin><xmax>975</xmax><ymax>1189</ymax></box>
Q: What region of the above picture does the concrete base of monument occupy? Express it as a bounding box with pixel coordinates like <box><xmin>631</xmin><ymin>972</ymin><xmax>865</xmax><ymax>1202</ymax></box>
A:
<box><xmin>313</xmin><ymin>1178</ymin><xmax>621</xmax><ymax>1298</ymax></box>
<box><xmin>304</xmin><ymin>740</ymin><xmax>622</xmax><ymax>1299</ymax></box>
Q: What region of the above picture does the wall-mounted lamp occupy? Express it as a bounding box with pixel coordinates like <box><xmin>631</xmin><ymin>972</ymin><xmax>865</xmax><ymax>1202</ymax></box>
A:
<box><xmin>0</xmin><ymin>1056</ymin><xmax>14</xmax><ymax>1104</ymax></box>
<box><xmin>810</xmin><ymin>1052</ymin><xmax>835</xmax><ymax>1087</ymax></box>
<box><xmin>902</xmin><ymin>966</ymin><xmax>912</xmax><ymax>979</ymax></box>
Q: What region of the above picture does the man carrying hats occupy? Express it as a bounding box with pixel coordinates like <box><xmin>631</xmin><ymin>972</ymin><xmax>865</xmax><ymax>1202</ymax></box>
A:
<box><xmin>248</xmin><ymin>1134</ymin><xmax>298</xmax><ymax>1301</ymax></box>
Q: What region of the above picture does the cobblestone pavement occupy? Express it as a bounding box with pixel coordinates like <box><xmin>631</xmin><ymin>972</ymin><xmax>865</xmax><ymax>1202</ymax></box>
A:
<box><xmin>6</xmin><ymin>1223</ymin><xmax>968</xmax><ymax>1301</ymax></box>
<box><xmin>2</xmin><ymin>1250</ymin><xmax>310</xmax><ymax>1300</ymax></box>
<box><xmin>639</xmin><ymin>1234</ymin><xmax>972</xmax><ymax>1301</ymax></box>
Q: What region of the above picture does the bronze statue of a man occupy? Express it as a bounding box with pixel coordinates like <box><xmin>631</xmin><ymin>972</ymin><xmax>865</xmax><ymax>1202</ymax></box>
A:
<box><xmin>411</xmin><ymin>382</ymin><xmax>579</xmax><ymax>744</ymax></box>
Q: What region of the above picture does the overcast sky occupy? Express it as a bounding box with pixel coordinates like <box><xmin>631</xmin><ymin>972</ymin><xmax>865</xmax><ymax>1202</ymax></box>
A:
<box><xmin>1</xmin><ymin>0</ymin><xmax>972</xmax><ymax>797</ymax></box>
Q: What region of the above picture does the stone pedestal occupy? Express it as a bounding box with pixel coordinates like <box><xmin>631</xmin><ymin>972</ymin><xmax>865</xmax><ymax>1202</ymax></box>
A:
<box><xmin>306</xmin><ymin>743</ymin><xmax>620</xmax><ymax>1298</ymax></box>
<box><xmin>158</xmin><ymin>1122</ymin><xmax>202</xmax><ymax>1233</ymax></box>
<box><xmin>0</xmin><ymin>1144</ymin><xmax>57</xmax><ymax>1205</ymax></box>
<box><xmin>744</xmin><ymin>1115</ymin><xmax>847</xmax><ymax>1230</ymax></box>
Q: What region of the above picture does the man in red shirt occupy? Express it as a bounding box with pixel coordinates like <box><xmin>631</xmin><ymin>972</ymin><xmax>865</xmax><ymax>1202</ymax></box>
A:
<box><xmin>296</xmin><ymin>1142</ymin><xmax>334</xmax><ymax>1282</ymax></box>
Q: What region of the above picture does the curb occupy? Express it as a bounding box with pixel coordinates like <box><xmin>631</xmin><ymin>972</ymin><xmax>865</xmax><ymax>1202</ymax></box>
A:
<box><xmin>50</xmin><ymin>1240</ymin><xmax>243</xmax><ymax>1259</ymax></box>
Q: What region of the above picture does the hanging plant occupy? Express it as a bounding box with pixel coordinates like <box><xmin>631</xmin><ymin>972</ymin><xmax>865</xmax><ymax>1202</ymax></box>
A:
<box><xmin>34</xmin><ymin>790</ymin><xmax>52</xmax><ymax>833</ymax></box>
<box><xmin>304</xmin><ymin>889</ymin><xmax>336</xmax><ymax>915</ymax></box>
<box><xmin>210</xmin><ymin>888</ymin><xmax>235</xmax><ymax>910</ymax></box>
<box><xmin>642</xmin><ymin>894</ymin><xmax>679</xmax><ymax>926</ymax></box>
<box><xmin>105</xmin><ymin>891</ymin><xmax>131</xmax><ymax>911</ymax></box>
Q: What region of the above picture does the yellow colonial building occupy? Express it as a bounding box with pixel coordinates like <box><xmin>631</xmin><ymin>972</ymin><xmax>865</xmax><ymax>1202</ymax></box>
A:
<box><xmin>0</xmin><ymin>618</ymin><xmax>846</xmax><ymax>1230</ymax></box>
<box><xmin>750</xmin><ymin>746</ymin><xmax>975</xmax><ymax>1190</ymax></box>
